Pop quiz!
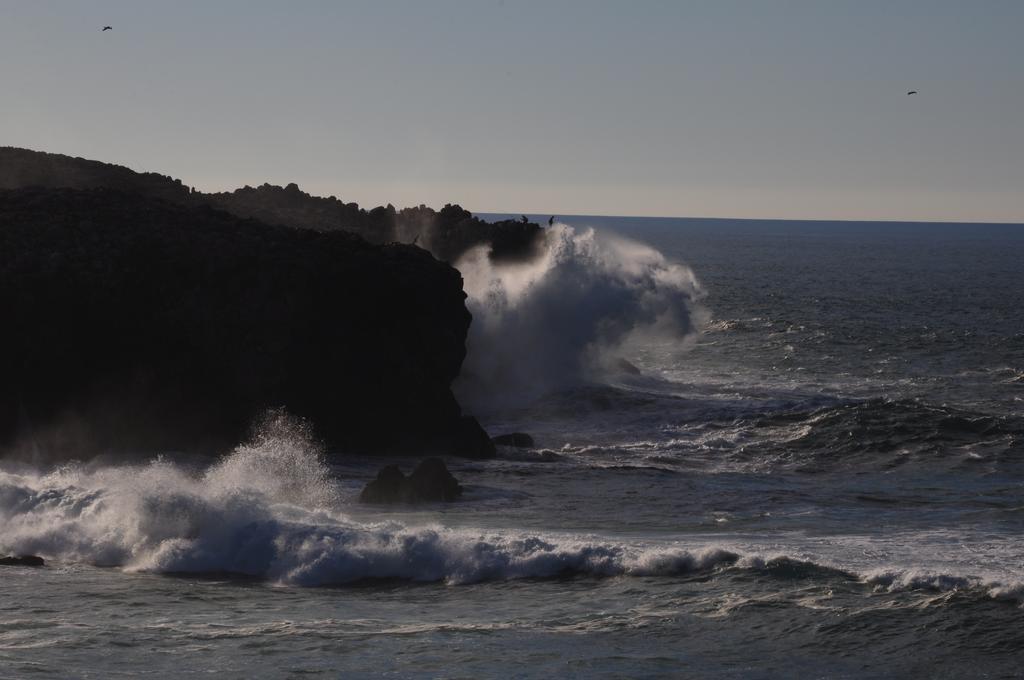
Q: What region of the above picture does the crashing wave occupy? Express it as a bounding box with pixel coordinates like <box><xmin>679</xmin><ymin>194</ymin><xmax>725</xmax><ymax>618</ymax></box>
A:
<box><xmin>0</xmin><ymin>430</ymin><xmax>737</xmax><ymax>585</ymax></box>
<box><xmin>454</xmin><ymin>223</ymin><xmax>707</xmax><ymax>408</ymax></box>
<box><xmin>1</xmin><ymin>419</ymin><xmax>1021</xmax><ymax>601</ymax></box>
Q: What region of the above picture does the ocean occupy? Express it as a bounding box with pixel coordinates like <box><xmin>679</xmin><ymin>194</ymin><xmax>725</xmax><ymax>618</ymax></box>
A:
<box><xmin>2</xmin><ymin>216</ymin><xmax>1022</xmax><ymax>678</ymax></box>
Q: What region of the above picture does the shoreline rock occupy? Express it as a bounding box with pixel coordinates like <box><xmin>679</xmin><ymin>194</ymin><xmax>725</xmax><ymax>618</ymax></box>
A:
<box><xmin>359</xmin><ymin>458</ymin><xmax>463</xmax><ymax>504</ymax></box>
<box><xmin>492</xmin><ymin>432</ymin><xmax>535</xmax><ymax>448</ymax></box>
<box><xmin>0</xmin><ymin>555</ymin><xmax>45</xmax><ymax>567</ymax></box>
<box><xmin>0</xmin><ymin>146</ymin><xmax>543</xmax><ymax>264</ymax></box>
<box><xmin>0</xmin><ymin>187</ymin><xmax>487</xmax><ymax>459</ymax></box>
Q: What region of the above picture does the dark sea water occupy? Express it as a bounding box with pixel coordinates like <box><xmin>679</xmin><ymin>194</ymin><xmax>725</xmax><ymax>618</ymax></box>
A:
<box><xmin>2</xmin><ymin>216</ymin><xmax>1023</xmax><ymax>678</ymax></box>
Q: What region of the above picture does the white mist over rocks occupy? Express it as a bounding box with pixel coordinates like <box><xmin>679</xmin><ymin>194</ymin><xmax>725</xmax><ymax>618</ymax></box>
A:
<box><xmin>454</xmin><ymin>224</ymin><xmax>707</xmax><ymax>407</ymax></box>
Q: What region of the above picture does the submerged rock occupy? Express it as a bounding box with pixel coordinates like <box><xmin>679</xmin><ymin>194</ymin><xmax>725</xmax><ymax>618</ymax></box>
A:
<box><xmin>613</xmin><ymin>358</ymin><xmax>642</xmax><ymax>376</ymax></box>
<box><xmin>359</xmin><ymin>457</ymin><xmax>463</xmax><ymax>504</ymax></box>
<box><xmin>0</xmin><ymin>555</ymin><xmax>44</xmax><ymax>567</ymax></box>
<box><xmin>492</xmin><ymin>432</ymin><xmax>535</xmax><ymax>448</ymax></box>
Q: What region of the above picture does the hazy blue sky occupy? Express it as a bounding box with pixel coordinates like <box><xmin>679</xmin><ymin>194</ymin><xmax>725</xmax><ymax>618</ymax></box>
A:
<box><xmin>2</xmin><ymin>1</ymin><xmax>1021</xmax><ymax>221</ymax></box>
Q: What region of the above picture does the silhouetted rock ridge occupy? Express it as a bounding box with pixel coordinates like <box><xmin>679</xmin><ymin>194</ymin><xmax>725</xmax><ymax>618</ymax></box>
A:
<box><xmin>0</xmin><ymin>147</ymin><xmax>542</xmax><ymax>263</ymax></box>
<box><xmin>0</xmin><ymin>186</ymin><xmax>493</xmax><ymax>458</ymax></box>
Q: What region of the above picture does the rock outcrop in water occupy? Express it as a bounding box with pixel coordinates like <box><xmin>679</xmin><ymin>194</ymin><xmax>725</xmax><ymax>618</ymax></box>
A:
<box><xmin>359</xmin><ymin>457</ymin><xmax>463</xmax><ymax>504</ymax></box>
<box><xmin>0</xmin><ymin>147</ymin><xmax>543</xmax><ymax>263</ymax></box>
<box><xmin>492</xmin><ymin>432</ymin><xmax>535</xmax><ymax>448</ymax></box>
<box><xmin>0</xmin><ymin>186</ymin><xmax>493</xmax><ymax>458</ymax></box>
<box><xmin>0</xmin><ymin>555</ymin><xmax>45</xmax><ymax>567</ymax></box>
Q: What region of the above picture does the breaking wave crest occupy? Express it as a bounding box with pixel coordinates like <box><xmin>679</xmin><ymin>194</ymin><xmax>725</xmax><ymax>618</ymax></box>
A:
<box><xmin>0</xmin><ymin>449</ymin><xmax>733</xmax><ymax>584</ymax></box>
<box><xmin>0</xmin><ymin>418</ymin><xmax>737</xmax><ymax>585</ymax></box>
<box><xmin>455</xmin><ymin>223</ymin><xmax>706</xmax><ymax>407</ymax></box>
<box><xmin>0</xmin><ymin>415</ymin><xmax>1021</xmax><ymax>601</ymax></box>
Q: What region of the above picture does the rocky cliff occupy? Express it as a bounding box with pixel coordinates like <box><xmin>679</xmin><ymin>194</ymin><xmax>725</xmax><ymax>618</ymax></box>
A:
<box><xmin>0</xmin><ymin>146</ymin><xmax>192</xmax><ymax>203</ymax></box>
<box><xmin>0</xmin><ymin>186</ymin><xmax>493</xmax><ymax>459</ymax></box>
<box><xmin>0</xmin><ymin>147</ymin><xmax>542</xmax><ymax>263</ymax></box>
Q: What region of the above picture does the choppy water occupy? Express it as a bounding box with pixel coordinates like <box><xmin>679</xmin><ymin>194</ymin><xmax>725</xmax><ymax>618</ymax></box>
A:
<box><xmin>2</xmin><ymin>217</ymin><xmax>1023</xmax><ymax>678</ymax></box>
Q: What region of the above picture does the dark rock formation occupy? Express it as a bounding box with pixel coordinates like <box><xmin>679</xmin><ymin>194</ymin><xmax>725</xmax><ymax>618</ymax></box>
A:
<box><xmin>0</xmin><ymin>555</ymin><xmax>45</xmax><ymax>567</ymax></box>
<box><xmin>0</xmin><ymin>186</ymin><xmax>491</xmax><ymax>458</ymax></box>
<box><xmin>407</xmin><ymin>457</ymin><xmax>463</xmax><ymax>501</ymax></box>
<box><xmin>0</xmin><ymin>147</ymin><xmax>543</xmax><ymax>264</ymax></box>
<box><xmin>451</xmin><ymin>416</ymin><xmax>497</xmax><ymax>459</ymax></box>
<box><xmin>0</xmin><ymin>146</ymin><xmax>191</xmax><ymax>203</ymax></box>
<box><xmin>612</xmin><ymin>358</ymin><xmax>642</xmax><ymax>376</ymax></box>
<box><xmin>359</xmin><ymin>457</ymin><xmax>462</xmax><ymax>504</ymax></box>
<box><xmin>492</xmin><ymin>432</ymin><xmax>535</xmax><ymax>448</ymax></box>
<box><xmin>203</xmin><ymin>193</ymin><xmax>542</xmax><ymax>263</ymax></box>
<box><xmin>360</xmin><ymin>465</ymin><xmax>407</xmax><ymax>504</ymax></box>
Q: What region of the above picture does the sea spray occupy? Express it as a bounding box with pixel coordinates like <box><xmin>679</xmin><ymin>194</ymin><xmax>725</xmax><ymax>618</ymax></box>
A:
<box><xmin>3</xmin><ymin>433</ymin><xmax>1023</xmax><ymax>597</ymax></box>
<box><xmin>0</xmin><ymin>412</ymin><xmax>339</xmax><ymax>572</ymax></box>
<box><xmin>4</xmin><ymin>412</ymin><xmax>1023</xmax><ymax>596</ymax></box>
<box><xmin>0</xmin><ymin>425</ymin><xmax>743</xmax><ymax>584</ymax></box>
<box><xmin>204</xmin><ymin>409</ymin><xmax>337</xmax><ymax>509</ymax></box>
<box><xmin>0</xmin><ymin>412</ymin><xmax>819</xmax><ymax>588</ymax></box>
<box><xmin>454</xmin><ymin>223</ymin><xmax>707</xmax><ymax>408</ymax></box>
<box><xmin>0</xmin><ymin>441</ymin><xmax>743</xmax><ymax>585</ymax></box>
<box><xmin>0</xmin><ymin>413</ymin><xmax>738</xmax><ymax>584</ymax></box>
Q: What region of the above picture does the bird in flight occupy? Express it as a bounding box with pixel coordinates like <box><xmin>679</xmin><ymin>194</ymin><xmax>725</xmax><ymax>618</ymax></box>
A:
<box><xmin>907</xmin><ymin>90</ymin><xmax>917</xmax><ymax>95</ymax></box>
<box><xmin>102</xmin><ymin>26</ymin><xmax>112</xmax><ymax>31</ymax></box>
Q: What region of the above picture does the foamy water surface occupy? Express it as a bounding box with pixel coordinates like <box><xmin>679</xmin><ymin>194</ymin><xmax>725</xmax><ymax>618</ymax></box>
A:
<box><xmin>3</xmin><ymin>217</ymin><xmax>1024</xmax><ymax>678</ymax></box>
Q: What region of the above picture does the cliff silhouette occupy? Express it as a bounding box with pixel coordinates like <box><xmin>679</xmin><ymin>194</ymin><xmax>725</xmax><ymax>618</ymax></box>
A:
<box><xmin>0</xmin><ymin>152</ymin><xmax>507</xmax><ymax>458</ymax></box>
<box><xmin>0</xmin><ymin>147</ymin><xmax>542</xmax><ymax>263</ymax></box>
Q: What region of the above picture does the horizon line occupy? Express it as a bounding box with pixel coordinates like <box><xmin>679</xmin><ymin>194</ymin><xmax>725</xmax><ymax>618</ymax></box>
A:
<box><xmin>476</xmin><ymin>210</ymin><xmax>1024</xmax><ymax>227</ymax></box>
<box><xmin>6</xmin><ymin>146</ymin><xmax>1021</xmax><ymax>227</ymax></box>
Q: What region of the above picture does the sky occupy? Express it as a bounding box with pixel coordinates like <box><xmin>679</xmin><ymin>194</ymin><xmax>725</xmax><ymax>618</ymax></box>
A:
<box><xmin>1</xmin><ymin>1</ymin><xmax>1022</xmax><ymax>222</ymax></box>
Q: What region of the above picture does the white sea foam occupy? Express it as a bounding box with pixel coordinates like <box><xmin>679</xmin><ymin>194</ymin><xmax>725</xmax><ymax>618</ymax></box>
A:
<box><xmin>2</xmin><ymin>416</ymin><xmax>1022</xmax><ymax>600</ymax></box>
<box><xmin>0</xmin><ymin>445</ymin><xmax>740</xmax><ymax>585</ymax></box>
<box><xmin>0</xmin><ymin>418</ymin><xmax>737</xmax><ymax>589</ymax></box>
<box><xmin>861</xmin><ymin>567</ymin><xmax>1024</xmax><ymax>603</ymax></box>
<box><xmin>0</xmin><ymin>417</ymin><xmax>733</xmax><ymax>585</ymax></box>
<box><xmin>454</xmin><ymin>223</ymin><xmax>707</xmax><ymax>407</ymax></box>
